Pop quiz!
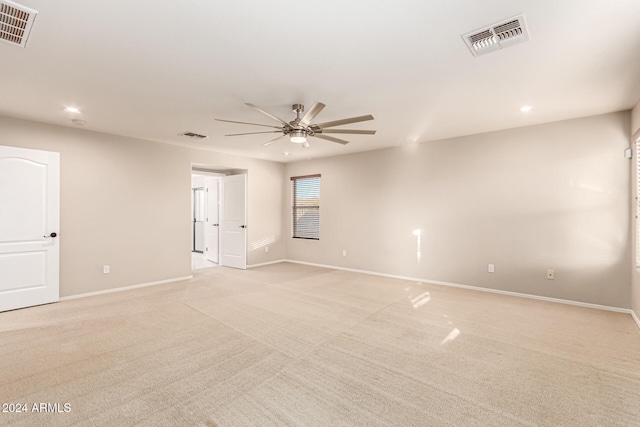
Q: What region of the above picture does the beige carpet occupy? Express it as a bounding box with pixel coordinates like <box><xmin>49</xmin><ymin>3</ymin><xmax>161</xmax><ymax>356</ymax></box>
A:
<box><xmin>1</xmin><ymin>262</ymin><xmax>639</xmax><ymax>426</ymax></box>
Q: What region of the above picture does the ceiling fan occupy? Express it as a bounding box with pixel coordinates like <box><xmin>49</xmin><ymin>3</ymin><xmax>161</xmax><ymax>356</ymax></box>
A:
<box><xmin>215</xmin><ymin>102</ymin><xmax>376</xmax><ymax>147</ymax></box>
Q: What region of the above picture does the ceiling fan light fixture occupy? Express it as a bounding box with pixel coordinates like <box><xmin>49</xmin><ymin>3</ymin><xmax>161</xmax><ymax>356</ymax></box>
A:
<box><xmin>290</xmin><ymin>130</ymin><xmax>307</xmax><ymax>143</ymax></box>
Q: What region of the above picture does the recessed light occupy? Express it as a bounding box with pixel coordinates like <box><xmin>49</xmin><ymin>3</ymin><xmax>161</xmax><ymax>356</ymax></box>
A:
<box><xmin>283</xmin><ymin>152</ymin><xmax>292</xmax><ymax>156</ymax></box>
<box><xmin>520</xmin><ymin>105</ymin><xmax>533</xmax><ymax>112</ymax></box>
<box><xmin>64</xmin><ymin>107</ymin><xmax>81</xmax><ymax>113</ymax></box>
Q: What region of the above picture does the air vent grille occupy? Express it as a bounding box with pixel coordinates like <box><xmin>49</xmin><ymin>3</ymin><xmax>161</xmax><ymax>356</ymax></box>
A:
<box><xmin>462</xmin><ymin>14</ymin><xmax>529</xmax><ymax>57</ymax></box>
<box><xmin>468</xmin><ymin>29</ymin><xmax>493</xmax><ymax>44</ymax></box>
<box><xmin>0</xmin><ymin>0</ymin><xmax>37</xmax><ymax>48</ymax></box>
<box><xmin>180</xmin><ymin>132</ymin><xmax>208</xmax><ymax>139</ymax></box>
<box><xmin>493</xmin><ymin>20</ymin><xmax>522</xmax><ymax>40</ymax></box>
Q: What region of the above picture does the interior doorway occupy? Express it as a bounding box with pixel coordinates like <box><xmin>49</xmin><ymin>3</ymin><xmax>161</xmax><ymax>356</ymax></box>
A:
<box><xmin>191</xmin><ymin>172</ymin><xmax>218</xmax><ymax>270</ymax></box>
<box><xmin>191</xmin><ymin>166</ymin><xmax>247</xmax><ymax>271</ymax></box>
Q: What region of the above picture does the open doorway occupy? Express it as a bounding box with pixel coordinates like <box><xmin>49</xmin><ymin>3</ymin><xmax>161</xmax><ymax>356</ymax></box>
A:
<box><xmin>191</xmin><ymin>166</ymin><xmax>247</xmax><ymax>271</ymax></box>
<box><xmin>191</xmin><ymin>171</ymin><xmax>220</xmax><ymax>270</ymax></box>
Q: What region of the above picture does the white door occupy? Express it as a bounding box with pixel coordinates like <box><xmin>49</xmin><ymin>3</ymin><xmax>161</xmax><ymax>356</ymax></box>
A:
<box><xmin>0</xmin><ymin>145</ymin><xmax>60</xmax><ymax>312</ymax></box>
<box><xmin>205</xmin><ymin>177</ymin><xmax>219</xmax><ymax>263</ymax></box>
<box><xmin>220</xmin><ymin>174</ymin><xmax>246</xmax><ymax>269</ymax></box>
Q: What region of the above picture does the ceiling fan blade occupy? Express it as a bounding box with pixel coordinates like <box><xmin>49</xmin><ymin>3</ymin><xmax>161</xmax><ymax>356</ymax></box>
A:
<box><xmin>299</xmin><ymin>102</ymin><xmax>326</xmax><ymax>126</ymax></box>
<box><xmin>319</xmin><ymin>129</ymin><xmax>376</xmax><ymax>135</ymax></box>
<box><xmin>314</xmin><ymin>114</ymin><xmax>374</xmax><ymax>129</ymax></box>
<box><xmin>225</xmin><ymin>131</ymin><xmax>283</xmax><ymax>136</ymax></box>
<box><xmin>262</xmin><ymin>134</ymin><xmax>287</xmax><ymax>147</ymax></box>
<box><xmin>245</xmin><ymin>103</ymin><xmax>290</xmax><ymax>127</ymax></box>
<box><xmin>215</xmin><ymin>118</ymin><xmax>282</xmax><ymax>129</ymax></box>
<box><xmin>314</xmin><ymin>134</ymin><xmax>350</xmax><ymax>145</ymax></box>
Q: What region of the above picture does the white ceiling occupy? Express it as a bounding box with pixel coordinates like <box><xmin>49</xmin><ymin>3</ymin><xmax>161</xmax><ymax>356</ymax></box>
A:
<box><xmin>2</xmin><ymin>0</ymin><xmax>640</xmax><ymax>163</ymax></box>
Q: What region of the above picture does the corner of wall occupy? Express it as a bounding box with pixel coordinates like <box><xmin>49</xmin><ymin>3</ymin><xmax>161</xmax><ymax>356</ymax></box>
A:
<box><xmin>631</xmin><ymin>98</ymin><xmax>640</xmax><ymax>327</ymax></box>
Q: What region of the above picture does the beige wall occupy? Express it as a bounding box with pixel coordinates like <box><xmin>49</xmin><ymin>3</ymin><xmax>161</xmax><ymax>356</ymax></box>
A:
<box><xmin>2</xmin><ymin>111</ymin><xmax>634</xmax><ymax>309</ymax></box>
<box><xmin>0</xmin><ymin>115</ymin><xmax>285</xmax><ymax>297</ymax></box>
<box><xmin>631</xmin><ymin>99</ymin><xmax>640</xmax><ymax>319</ymax></box>
<box><xmin>286</xmin><ymin>112</ymin><xmax>632</xmax><ymax>308</ymax></box>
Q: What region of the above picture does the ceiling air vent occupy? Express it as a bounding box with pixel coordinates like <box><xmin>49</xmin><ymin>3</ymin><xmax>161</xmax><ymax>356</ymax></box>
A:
<box><xmin>462</xmin><ymin>14</ymin><xmax>529</xmax><ymax>57</ymax></box>
<box><xmin>180</xmin><ymin>132</ymin><xmax>208</xmax><ymax>140</ymax></box>
<box><xmin>0</xmin><ymin>0</ymin><xmax>38</xmax><ymax>48</ymax></box>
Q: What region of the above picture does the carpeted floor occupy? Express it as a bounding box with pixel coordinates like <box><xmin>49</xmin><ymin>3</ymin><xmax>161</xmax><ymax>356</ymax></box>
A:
<box><xmin>1</xmin><ymin>262</ymin><xmax>639</xmax><ymax>426</ymax></box>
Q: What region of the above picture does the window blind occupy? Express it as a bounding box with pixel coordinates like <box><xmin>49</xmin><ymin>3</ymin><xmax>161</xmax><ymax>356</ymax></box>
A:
<box><xmin>291</xmin><ymin>174</ymin><xmax>320</xmax><ymax>239</ymax></box>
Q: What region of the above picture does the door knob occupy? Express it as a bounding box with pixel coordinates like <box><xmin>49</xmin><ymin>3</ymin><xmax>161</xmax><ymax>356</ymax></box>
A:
<box><xmin>240</xmin><ymin>225</ymin><xmax>247</xmax><ymax>229</ymax></box>
<box><xmin>44</xmin><ymin>232</ymin><xmax>58</xmax><ymax>238</ymax></box>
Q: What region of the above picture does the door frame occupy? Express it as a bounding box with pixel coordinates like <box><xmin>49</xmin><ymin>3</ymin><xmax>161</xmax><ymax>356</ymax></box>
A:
<box><xmin>205</xmin><ymin>177</ymin><xmax>220</xmax><ymax>263</ymax></box>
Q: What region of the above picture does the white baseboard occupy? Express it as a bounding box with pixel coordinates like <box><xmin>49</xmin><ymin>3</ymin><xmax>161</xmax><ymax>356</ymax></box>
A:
<box><xmin>59</xmin><ymin>261</ymin><xmax>637</xmax><ymax>330</ymax></box>
<box><xmin>60</xmin><ymin>275</ymin><xmax>193</xmax><ymax>301</ymax></box>
<box><xmin>247</xmin><ymin>259</ymin><xmax>287</xmax><ymax>269</ymax></box>
<box><xmin>632</xmin><ymin>310</ymin><xmax>640</xmax><ymax>330</ymax></box>
<box><xmin>283</xmin><ymin>259</ymin><xmax>633</xmax><ymax>316</ymax></box>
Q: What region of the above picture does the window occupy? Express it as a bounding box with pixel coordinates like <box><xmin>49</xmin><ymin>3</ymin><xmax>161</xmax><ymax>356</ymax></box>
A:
<box><xmin>291</xmin><ymin>174</ymin><xmax>320</xmax><ymax>239</ymax></box>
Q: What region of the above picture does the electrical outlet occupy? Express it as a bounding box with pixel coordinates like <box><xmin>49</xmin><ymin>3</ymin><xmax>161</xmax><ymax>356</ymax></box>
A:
<box><xmin>546</xmin><ymin>269</ymin><xmax>554</xmax><ymax>280</ymax></box>
<box><xmin>342</xmin><ymin>249</ymin><xmax>347</xmax><ymax>256</ymax></box>
<box><xmin>488</xmin><ymin>264</ymin><xmax>494</xmax><ymax>273</ymax></box>
<box><xmin>265</xmin><ymin>246</ymin><xmax>269</xmax><ymax>253</ymax></box>
<box><xmin>103</xmin><ymin>265</ymin><xmax>110</xmax><ymax>274</ymax></box>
